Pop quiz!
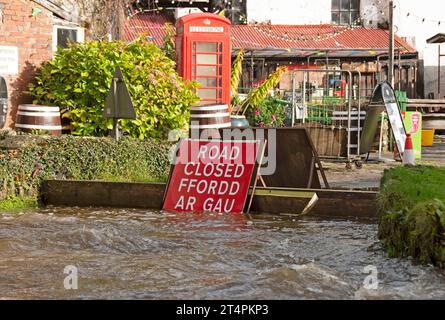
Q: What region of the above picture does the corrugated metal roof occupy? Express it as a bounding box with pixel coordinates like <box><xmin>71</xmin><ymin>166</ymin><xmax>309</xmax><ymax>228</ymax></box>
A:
<box><xmin>124</xmin><ymin>14</ymin><xmax>172</xmax><ymax>46</ymax></box>
<box><xmin>124</xmin><ymin>14</ymin><xmax>417</xmax><ymax>55</ymax></box>
<box><xmin>231</xmin><ymin>24</ymin><xmax>416</xmax><ymax>53</ymax></box>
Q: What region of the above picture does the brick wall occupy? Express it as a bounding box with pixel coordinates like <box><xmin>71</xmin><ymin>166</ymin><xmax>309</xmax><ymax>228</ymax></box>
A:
<box><xmin>0</xmin><ymin>0</ymin><xmax>53</xmax><ymax>129</ymax></box>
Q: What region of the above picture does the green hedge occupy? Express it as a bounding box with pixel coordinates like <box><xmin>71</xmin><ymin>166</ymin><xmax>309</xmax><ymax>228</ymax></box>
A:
<box><xmin>0</xmin><ymin>133</ymin><xmax>172</xmax><ymax>207</ymax></box>
<box><xmin>378</xmin><ymin>166</ymin><xmax>445</xmax><ymax>267</ymax></box>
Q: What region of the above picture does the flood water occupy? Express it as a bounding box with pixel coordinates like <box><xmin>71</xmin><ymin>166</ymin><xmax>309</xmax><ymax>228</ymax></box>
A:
<box><xmin>0</xmin><ymin>207</ymin><xmax>444</xmax><ymax>300</ymax></box>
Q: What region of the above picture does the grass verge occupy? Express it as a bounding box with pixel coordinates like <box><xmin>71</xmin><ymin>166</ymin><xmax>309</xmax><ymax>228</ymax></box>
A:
<box><xmin>378</xmin><ymin>166</ymin><xmax>445</xmax><ymax>267</ymax></box>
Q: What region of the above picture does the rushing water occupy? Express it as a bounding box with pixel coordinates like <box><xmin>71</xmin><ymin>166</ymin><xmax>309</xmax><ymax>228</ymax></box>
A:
<box><xmin>0</xmin><ymin>207</ymin><xmax>444</xmax><ymax>300</ymax></box>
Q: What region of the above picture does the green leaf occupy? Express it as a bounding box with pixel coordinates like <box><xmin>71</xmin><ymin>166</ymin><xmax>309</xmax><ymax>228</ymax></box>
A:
<box><xmin>25</xmin><ymin>36</ymin><xmax>199</xmax><ymax>139</ymax></box>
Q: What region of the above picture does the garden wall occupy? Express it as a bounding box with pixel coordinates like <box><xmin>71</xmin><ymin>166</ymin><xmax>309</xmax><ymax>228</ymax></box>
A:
<box><xmin>0</xmin><ymin>133</ymin><xmax>172</xmax><ymax>206</ymax></box>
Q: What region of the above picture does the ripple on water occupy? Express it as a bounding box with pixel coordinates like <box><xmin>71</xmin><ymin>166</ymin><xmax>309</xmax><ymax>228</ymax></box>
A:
<box><xmin>0</xmin><ymin>208</ymin><xmax>444</xmax><ymax>299</ymax></box>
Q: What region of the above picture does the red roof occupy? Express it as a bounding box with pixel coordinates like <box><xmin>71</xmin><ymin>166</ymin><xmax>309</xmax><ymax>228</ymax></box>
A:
<box><xmin>232</xmin><ymin>24</ymin><xmax>416</xmax><ymax>53</ymax></box>
<box><xmin>124</xmin><ymin>14</ymin><xmax>172</xmax><ymax>45</ymax></box>
<box><xmin>124</xmin><ymin>14</ymin><xmax>417</xmax><ymax>55</ymax></box>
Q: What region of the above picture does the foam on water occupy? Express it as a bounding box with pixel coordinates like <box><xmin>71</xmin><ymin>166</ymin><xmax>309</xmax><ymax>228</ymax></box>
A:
<box><xmin>0</xmin><ymin>207</ymin><xmax>444</xmax><ymax>299</ymax></box>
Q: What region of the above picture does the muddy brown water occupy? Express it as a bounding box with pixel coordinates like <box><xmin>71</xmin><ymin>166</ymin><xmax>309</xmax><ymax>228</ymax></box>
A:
<box><xmin>0</xmin><ymin>207</ymin><xmax>444</xmax><ymax>300</ymax></box>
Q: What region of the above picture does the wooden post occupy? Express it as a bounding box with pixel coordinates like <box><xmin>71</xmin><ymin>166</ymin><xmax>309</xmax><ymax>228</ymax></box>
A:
<box><xmin>388</xmin><ymin>1</ymin><xmax>395</xmax><ymax>87</ymax></box>
<box><xmin>246</xmin><ymin>140</ymin><xmax>267</xmax><ymax>214</ymax></box>
<box><xmin>439</xmin><ymin>45</ymin><xmax>442</xmax><ymax>98</ymax></box>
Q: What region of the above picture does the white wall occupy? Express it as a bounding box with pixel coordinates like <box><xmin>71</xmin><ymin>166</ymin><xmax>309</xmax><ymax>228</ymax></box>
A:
<box><xmin>360</xmin><ymin>0</ymin><xmax>388</xmax><ymax>28</ymax></box>
<box><xmin>246</xmin><ymin>0</ymin><xmax>388</xmax><ymax>26</ymax></box>
<box><xmin>392</xmin><ymin>0</ymin><xmax>445</xmax><ymax>96</ymax></box>
<box><xmin>244</xmin><ymin>0</ymin><xmax>445</xmax><ymax>96</ymax></box>
<box><xmin>393</xmin><ymin>0</ymin><xmax>445</xmax><ymax>60</ymax></box>
<box><xmin>246</xmin><ymin>0</ymin><xmax>331</xmax><ymax>24</ymax></box>
<box><xmin>175</xmin><ymin>7</ymin><xmax>203</xmax><ymax>19</ymax></box>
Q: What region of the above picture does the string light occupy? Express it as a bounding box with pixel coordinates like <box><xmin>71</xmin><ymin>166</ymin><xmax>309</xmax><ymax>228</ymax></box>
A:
<box><xmin>248</xmin><ymin>0</ymin><xmax>391</xmax><ymax>43</ymax></box>
<box><xmin>397</xmin><ymin>6</ymin><xmax>444</xmax><ymax>27</ymax></box>
<box><xmin>127</xmin><ymin>0</ymin><xmax>445</xmax><ymax>44</ymax></box>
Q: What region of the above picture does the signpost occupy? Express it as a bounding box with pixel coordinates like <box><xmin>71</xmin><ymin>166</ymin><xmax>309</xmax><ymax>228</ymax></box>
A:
<box><xmin>360</xmin><ymin>81</ymin><xmax>407</xmax><ymax>159</ymax></box>
<box><xmin>0</xmin><ymin>46</ymin><xmax>18</xmax><ymax>75</ymax></box>
<box><xmin>103</xmin><ymin>66</ymin><xmax>136</xmax><ymax>141</ymax></box>
<box><xmin>163</xmin><ymin>139</ymin><xmax>261</xmax><ymax>214</ymax></box>
<box><xmin>381</xmin><ymin>81</ymin><xmax>407</xmax><ymax>157</ymax></box>
<box><xmin>402</xmin><ymin>111</ymin><xmax>422</xmax><ymax>159</ymax></box>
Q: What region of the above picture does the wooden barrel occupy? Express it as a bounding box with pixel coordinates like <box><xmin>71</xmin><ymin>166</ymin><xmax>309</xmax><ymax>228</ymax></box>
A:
<box><xmin>15</xmin><ymin>104</ymin><xmax>62</xmax><ymax>136</ymax></box>
<box><xmin>190</xmin><ymin>104</ymin><xmax>231</xmax><ymax>139</ymax></box>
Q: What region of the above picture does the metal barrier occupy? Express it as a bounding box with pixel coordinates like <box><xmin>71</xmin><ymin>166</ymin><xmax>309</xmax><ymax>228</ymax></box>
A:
<box><xmin>289</xmin><ymin>69</ymin><xmax>365</xmax><ymax>167</ymax></box>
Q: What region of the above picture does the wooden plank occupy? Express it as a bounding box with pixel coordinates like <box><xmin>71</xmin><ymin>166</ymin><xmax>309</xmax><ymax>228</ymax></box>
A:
<box><xmin>407</xmin><ymin>99</ymin><xmax>445</xmax><ymax>104</ymax></box>
<box><xmin>407</xmin><ymin>104</ymin><xmax>445</xmax><ymax>108</ymax></box>
<box><xmin>41</xmin><ymin>181</ymin><xmax>377</xmax><ymax>218</ymax></box>
<box><xmin>32</xmin><ymin>0</ymin><xmax>79</xmax><ymax>22</ymax></box>
<box><xmin>249</xmin><ymin>188</ymin><xmax>316</xmax><ymax>198</ymax></box>
<box><xmin>422</xmin><ymin>113</ymin><xmax>445</xmax><ymax>118</ymax></box>
<box><xmin>248</xmin><ymin>186</ymin><xmax>377</xmax><ymax>217</ymax></box>
<box><xmin>41</xmin><ymin>180</ymin><xmax>165</xmax><ymax>209</ymax></box>
<box><xmin>422</xmin><ymin>120</ymin><xmax>445</xmax><ymax>130</ymax></box>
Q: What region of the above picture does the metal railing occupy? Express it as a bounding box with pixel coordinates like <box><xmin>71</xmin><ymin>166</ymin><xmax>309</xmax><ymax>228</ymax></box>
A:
<box><xmin>289</xmin><ymin>69</ymin><xmax>365</xmax><ymax>165</ymax></box>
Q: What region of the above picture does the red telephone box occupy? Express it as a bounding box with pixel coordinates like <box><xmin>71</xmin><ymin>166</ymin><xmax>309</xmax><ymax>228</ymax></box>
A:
<box><xmin>176</xmin><ymin>13</ymin><xmax>231</xmax><ymax>106</ymax></box>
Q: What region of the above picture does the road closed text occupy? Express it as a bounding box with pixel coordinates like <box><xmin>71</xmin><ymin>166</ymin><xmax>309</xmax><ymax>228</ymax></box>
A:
<box><xmin>163</xmin><ymin>140</ymin><xmax>258</xmax><ymax>214</ymax></box>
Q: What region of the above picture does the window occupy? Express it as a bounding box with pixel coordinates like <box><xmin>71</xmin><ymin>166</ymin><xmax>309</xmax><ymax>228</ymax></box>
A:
<box><xmin>192</xmin><ymin>41</ymin><xmax>223</xmax><ymax>105</ymax></box>
<box><xmin>52</xmin><ymin>26</ymin><xmax>85</xmax><ymax>52</ymax></box>
<box><xmin>332</xmin><ymin>0</ymin><xmax>360</xmax><ymax>25</ymax></box>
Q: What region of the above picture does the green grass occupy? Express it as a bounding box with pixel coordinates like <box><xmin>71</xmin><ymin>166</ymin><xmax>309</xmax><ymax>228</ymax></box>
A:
<box><xmin>378</xmin><ymin>166</ymin><xmax>445</xmax><ymax>213</ymax></box>
<box><xmin>0</xmin><ymin>196</ymin><xmax>39</xmax><ymax>213</ymax></box>
<box><xmin>378</xmin><ymin>165</ymin><xmax>445</xmax><ymax>267</ymax></box>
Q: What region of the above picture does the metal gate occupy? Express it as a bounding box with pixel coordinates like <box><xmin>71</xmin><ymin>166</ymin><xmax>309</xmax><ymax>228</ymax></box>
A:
<box><xmin>289</xmin><ymin>69</ymin><xmax>365</xmax><ymax>167</ymax></box>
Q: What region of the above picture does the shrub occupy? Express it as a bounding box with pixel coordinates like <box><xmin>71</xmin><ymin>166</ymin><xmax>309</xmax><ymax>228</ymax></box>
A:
<box><xmin>27</xmin><ymin>38</ymin><xmax>199</xmax><ymax>139</ymax></box>
<box><xmin>0</xmin><ymin>134</ymin><xmax>172</xmax><ymax>205</ymax></box>
<box><xmin>246</xmin><ymin>96</ymin><xmax>287</xmax><ymax>128</ymax></box>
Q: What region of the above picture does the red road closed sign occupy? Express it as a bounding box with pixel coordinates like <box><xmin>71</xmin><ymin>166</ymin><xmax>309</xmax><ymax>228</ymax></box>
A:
<box><xmin>163</xmin><ymin>139</ymin><xmax>259</xmax><ymax>214</ymax></box>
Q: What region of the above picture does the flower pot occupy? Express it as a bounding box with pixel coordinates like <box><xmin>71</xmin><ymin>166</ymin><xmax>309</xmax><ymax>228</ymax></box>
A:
<box><xmin>421</xmin><ymin>129</ymin><xmax>435</xmax><ymax>147</ymax></box>
<box><xmin>230</xmin><ymin>115</ymin><xmax>250</xmax><ymax>129</ymax></box>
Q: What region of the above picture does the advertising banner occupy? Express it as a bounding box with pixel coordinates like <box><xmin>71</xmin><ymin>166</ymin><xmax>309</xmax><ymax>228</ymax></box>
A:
<box><xmin>402</xmin><ymin>111</ymin><xmax>422</xmax><ymax>159</ymax></box>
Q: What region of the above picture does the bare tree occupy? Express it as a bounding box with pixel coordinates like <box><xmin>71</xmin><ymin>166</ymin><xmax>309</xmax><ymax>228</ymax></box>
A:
<box><xmin>78</xmin><ymin>0</ymin><xmax>133</xmax><ymax>40</ymax></box>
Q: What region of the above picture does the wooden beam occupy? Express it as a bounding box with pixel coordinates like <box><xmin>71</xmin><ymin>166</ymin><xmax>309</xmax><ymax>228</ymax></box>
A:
<box><xmin>407</xmin><ymin>99</ymin><xmax>445</xmax><ymax>104</ymax></box>
<box><xmin>41</xmin><ymin>180</ymin><xmax>378</xmax><ymax>218</ymax></box>
<box><xmin>31</xmin><ymin>0</ymin><xmax>79</xmax><ymax>22</ymax></box>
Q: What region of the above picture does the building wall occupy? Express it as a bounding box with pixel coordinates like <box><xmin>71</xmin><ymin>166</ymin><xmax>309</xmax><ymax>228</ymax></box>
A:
<box><xmin>246</xmin><ymin>0</ymin><xmax>331</xmax><ymax>24</ymax></box>
<box><xmin>392</xmin><ymin>0</ymin><xmax>445</xmax><ymax>97</ymax></box>
<box><xmin>246</xmin><ymin>0</ymin><xmax>388</xmax><ymax>26</ymax></box>
<box><xmin>0</xmin><ymin>0</ymin><xmax>53</xmax><ymax>129</ymax></box>
<box><xmin>360</xmin><ymin>0</ymin><xmax>388</xmax><ymax>28</ymax></box>
<box><xmin>356</xmin><ymin>0</ymin><xmax>445</xmax><ymax>97</ymax></box>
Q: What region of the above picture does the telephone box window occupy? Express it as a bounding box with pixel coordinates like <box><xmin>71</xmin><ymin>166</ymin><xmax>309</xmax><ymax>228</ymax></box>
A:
<box><xmin>192</xmin><ymin>41</ymin><xmax>223</xmax><ymax>105</ymax></box>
